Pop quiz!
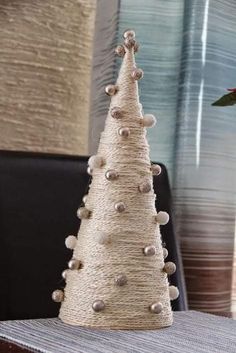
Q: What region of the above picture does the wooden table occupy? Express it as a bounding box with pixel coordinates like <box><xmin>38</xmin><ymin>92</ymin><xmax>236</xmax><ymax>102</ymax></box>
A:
<box><xmin>0</xmin><ymin>340</ymin><xmax>29</xmax><ymax>353</ymax></box>
<box><xmin>0</xmin><ymin>311</ymin><xmax>235</xmax><ymax>353</ymax></box>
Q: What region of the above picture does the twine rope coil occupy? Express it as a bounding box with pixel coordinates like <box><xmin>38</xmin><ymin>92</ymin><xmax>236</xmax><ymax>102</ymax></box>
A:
<box><xmin>59</xmin><ymin>34</ymin><xmax>173</xmax><ymax>329</ymax></box>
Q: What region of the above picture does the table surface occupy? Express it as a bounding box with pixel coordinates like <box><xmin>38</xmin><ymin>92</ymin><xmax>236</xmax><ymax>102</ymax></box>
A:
<box><xmin>0</xmin><ymin>311</ymin><xmax>235</xmax><ymax>353</ymax></box>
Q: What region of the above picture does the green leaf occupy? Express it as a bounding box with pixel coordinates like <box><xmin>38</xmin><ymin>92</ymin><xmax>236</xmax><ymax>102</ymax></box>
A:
<box><xmin>212</xmin><ymin>92</ymin><xmax>236</xmax><ymax>106</ymax></box>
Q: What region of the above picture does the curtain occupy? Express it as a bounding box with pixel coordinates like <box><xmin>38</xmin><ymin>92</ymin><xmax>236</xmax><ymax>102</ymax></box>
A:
<box><xmin>90</xmin><ymin>0</ymin><xmax>236</xmax><ymax>312</ymax></box>
<box><xmin>173</xmin><ymin>0</ymin><xmax>236</xmax><ymax>312</ymax></box>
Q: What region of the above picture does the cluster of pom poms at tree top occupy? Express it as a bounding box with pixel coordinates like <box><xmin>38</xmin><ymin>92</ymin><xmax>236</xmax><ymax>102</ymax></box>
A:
<box><xmin>52</xmin><ymin>29</ymin><xmax>179</xmax><ymax>317</ymax></box>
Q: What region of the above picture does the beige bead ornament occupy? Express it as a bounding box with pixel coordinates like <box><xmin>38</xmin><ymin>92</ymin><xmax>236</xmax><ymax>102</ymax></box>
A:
<box><xmin>123</xmin><ymin>29</ymin><xmax>135</xmax><ymax>39</ymax></box>
<box><xmin>65</xmin><ymin>235</ymin><xmax>77</xmax><ymax>250</ymax></box>
<box><xmin>105</xmin><ymin>84</ymin><xmax>118</xmax><ymax>96</ymax></box>
<box><xmin>92</xmin><ymin>300</ymin><xmax>105</xmax><ymax>312</ymax></box>
<box><xmin>138</xmin><ymin>180</ymin><xmax>151</xmax><ymax>193</ymax></box>
<box><xmin>115</xmin><ymin>274</ymin><xmax>127</xmax><ymax>286</ymax></box>
<box><xmin>68</xmin><ymin>258</ymin><xmax>81</xmax><ymax>270</ymax></box>
<box><xmin>163</xmin><ymin>262</ymin><xmax>176</xmax><ymax>276</ymax></box>
<box><xmin>114</xmin><ymin>201</ymin><xmax>126</xmax><ymax>213</ymax></box>
<box><xmin>118</xmin><ymin>127</ymin><xmax>130</xmax><ymax>137</ymax></box>
<box><xmin>105</xmin><ymin>169</ymin><xmax>119</xmax><ymax>181</ymax></box>
<box><xmin>144</xmin><ymin>245</ymin><xmax>156</xmax><ymax>256</ymax></box>
<box><xmin>52</xmin><ymin>290</ymin><xmax>64</xmax><ymax>303</ymax></box>
<box><xmin>110</xmin><ymin>106</ymin><xmax>122</xmax><ymax>119</ymax></box>
<box><xmin>150</xmin><ymin>302</ymin><xmax>163</xmax><ymax>314</ymax></box>
<box><xmin>77</xmin><ymin>207</ymin><xmax>91</xmax><ymax>220</ymax></box>
<box><xmin>115</xmin><ymin>45</ymin><xmax>126</xmax><ymax>57</ymax></box>
<box><xmin>156</xmin><ymin>211</ymin><xmax>169</xmax><ymax>225</ymax></box>
<box><xmin>131</xmin><ymin>68</ymin><xmax>143</xmax><ymax>80</ymax></box>
<box><xmin>169</xmin><ymin>286</ymin><xmax>179</xmax><ymax>301</ymax></box>
<box><xmin>124</xmin><ymin>37</ymin><xmax>136</xmax><ymax>49</ymax></box>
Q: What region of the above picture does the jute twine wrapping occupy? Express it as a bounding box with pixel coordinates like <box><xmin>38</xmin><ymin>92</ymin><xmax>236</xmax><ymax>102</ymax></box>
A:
<box><xmin>59</xmin><ymin>43</ymin><xmax>173</xmax><ymax>329</ymax></box>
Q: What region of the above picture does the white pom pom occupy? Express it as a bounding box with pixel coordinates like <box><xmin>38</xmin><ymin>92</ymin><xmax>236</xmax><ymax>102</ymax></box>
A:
<box><xmin>139</xmin><ymin>103</ymin><xmax>143</xmax><ymax>114</ymax></box>
<box><xmin>65</xmin><ymin>235</ymin><xmax>77</xmax><ymax>249</ymax></box>
<box><xmin>142</xmin><ymin>114</ymin><xmax>156</xmax><ymax>127</ymax></box>
<box><xmin>163</xmin><ymin>247</ymin><xmax>168</xmax><ymax>259</ymax></box>
<box><xmin>62</xmin><ymin>269</ymin><xmax>68</xmax><ymax>280</ymax></box>
<box><xmin>88</xmin><ymin>155</ymin><xmax>104</xmax><ymax>169</ymax></box>
<box><xmin>98</xmin><ymin>232</ymin><xmax>111</xmax><ymax>245</ymax></box>
<box><xmin>169</xmin><ymin>286</ymin><xmax>179</xmax><ymax>300</ymax></box>
<box><xmin>87</xmin><ymin>167</ymin><xmax>93</xmax><ymax>176</ymax></box>
<box><xmin>151</xmin><ymin>164</ymin><xmax>162</xmax><ymax>176</ymax></box>
<box><xmin>82</xmin><ymin>194</ymin><xmax>88</xmax><ymax>204</ymax></box>
<box><xmin>156</xmin><ymin>211</ymin><xmax>169</xmax><ymax>225</ymax></box>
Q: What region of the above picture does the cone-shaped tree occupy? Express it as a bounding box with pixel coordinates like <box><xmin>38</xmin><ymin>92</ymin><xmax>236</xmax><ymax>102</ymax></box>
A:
<box><xmin>52</xmin><ymin>30</ymin><xmax>179</xmax><ymax>329</ymax></box>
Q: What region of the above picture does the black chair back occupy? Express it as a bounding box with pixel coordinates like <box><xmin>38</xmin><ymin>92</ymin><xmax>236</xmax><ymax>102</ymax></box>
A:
<box><xmin>0</xmin><ymin>150</ymin><xmax>187</xmax><ymax>320</ymax></box>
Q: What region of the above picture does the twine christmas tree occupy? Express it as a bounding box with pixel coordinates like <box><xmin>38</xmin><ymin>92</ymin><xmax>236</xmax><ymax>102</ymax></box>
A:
<box><xmin>52</xmin><ymin>29</ymin><xmax>179</xmax><ymax>329</ymax></box>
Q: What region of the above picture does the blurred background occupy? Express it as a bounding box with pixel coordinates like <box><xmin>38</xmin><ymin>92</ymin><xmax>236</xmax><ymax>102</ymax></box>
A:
<box><xmin>0</xmin><ymin>0</ymin><xmax>235</xmax><ymax>315</ymax></box>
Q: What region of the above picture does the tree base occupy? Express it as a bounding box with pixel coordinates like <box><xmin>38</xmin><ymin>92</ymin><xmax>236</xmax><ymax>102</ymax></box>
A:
<box><xmin>59</xmin><ymin>312</ymin><xmax>173</xmax><ymax>330</ymax></box>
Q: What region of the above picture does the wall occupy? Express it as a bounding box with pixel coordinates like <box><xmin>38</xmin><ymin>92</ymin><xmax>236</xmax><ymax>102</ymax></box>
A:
<box><xmin>0</xmin><ymin>0</ymin><xmax>96</xmax><ymax>155</ymax></box>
